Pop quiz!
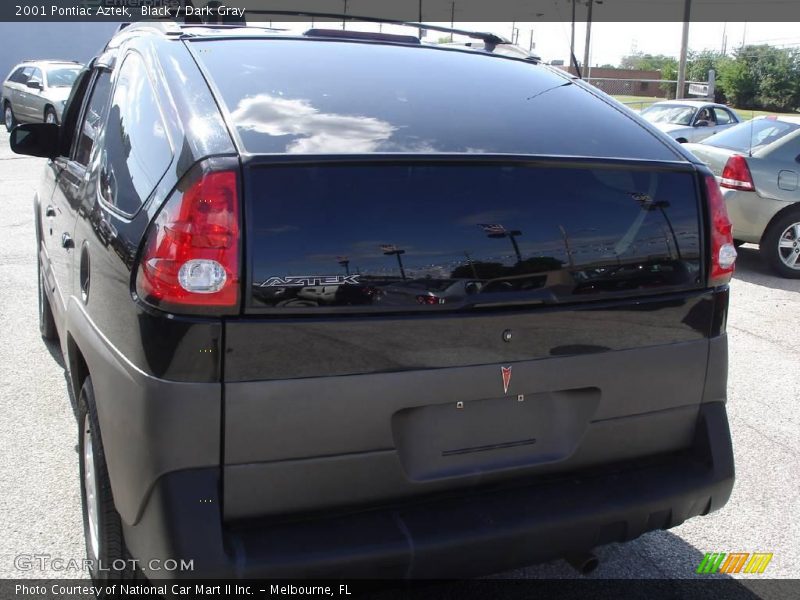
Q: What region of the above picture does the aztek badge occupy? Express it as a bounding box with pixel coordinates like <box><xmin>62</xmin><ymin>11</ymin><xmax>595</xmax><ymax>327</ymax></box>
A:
<box><xmin>257</xmin><ymin>275</ymin><xmax>361</xmax><ymax>288</ymax></box>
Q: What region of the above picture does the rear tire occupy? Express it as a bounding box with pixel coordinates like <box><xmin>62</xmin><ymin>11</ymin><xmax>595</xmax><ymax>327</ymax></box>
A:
<box><xmin>44</xmin><ymin>106</ymin><xmax>57</xmax><ymax>125</ymax></box>
<box><xmin>38</xmin><ymin>262</ymin><xmax>58</xmax><ymax>341</ymax></box>
<box><xmin>78</xmin><ymin>377</ymin><xmax>142</xmax><ymax>585</ymax></box>
<box><xmin>761</xmin><ymin>209</ymin><xmax>800</xmax><ymax>279</ymax></box>
<box><xmin>3</xmin><ymin>102</ymin><xmax>16</xmax><ymax>132</ymax></box>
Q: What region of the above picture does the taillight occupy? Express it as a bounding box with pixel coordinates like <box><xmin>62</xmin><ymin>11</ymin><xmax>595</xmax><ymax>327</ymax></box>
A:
<box><xmin>720</xmin><ymin>155</ymin><xmax>755</xmax><ymax>191</ymax></box>
<box><xmin>135</xmin><ymin>169</ymin><xmax>240</xmax><ymax>313</ymax></box>
<box><xmin>704</xmin><ymin>174</ymin><xmax>737</xmax><ymax>286</ymax></box>
<box><xmin>416</xmin><ymin>295</ymin><xmax>445</xmax><ymax>305</ymax></box>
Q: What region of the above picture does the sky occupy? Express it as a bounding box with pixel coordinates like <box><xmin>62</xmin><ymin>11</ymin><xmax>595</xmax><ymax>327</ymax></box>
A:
<box><xmin>276</xmin><ymin>20</ymin><xmax>800</xmax><ymax>67</ymax></box>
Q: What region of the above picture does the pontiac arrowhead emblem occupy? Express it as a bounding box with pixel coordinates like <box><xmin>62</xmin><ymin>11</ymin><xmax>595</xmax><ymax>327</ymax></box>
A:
<box><xmin>501</xmin><ymin>366</ymin><xmax>512</xmax><ymax>394</ymax></box>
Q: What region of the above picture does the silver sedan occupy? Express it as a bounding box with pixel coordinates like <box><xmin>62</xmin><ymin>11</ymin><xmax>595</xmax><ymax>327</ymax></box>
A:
<box><xmin>685</xmin><ymin>116</ymin><xmax>800</xmax><ymax>278</ymax></box>
<box><xmin>640</xmin><ymin>100</ymin><xmax>741</xmax><ymax>144</ymax></box>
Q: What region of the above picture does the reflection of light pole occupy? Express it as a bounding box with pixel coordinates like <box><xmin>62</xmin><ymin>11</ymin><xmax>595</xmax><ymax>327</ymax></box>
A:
<box><xmin>337</xmin><ymin>256</ymin><xmax>350</xmax><ymax>276</ymax></box>
<box><xmin>481</xmin><ymin>225</ymin><xmax>523</xmax><ymax>264</ymax></box>
<box><xmin>381</xmin><ymin>245</ymin><xmax>407</xmax><ymax>280</ymax></box>
<box><xmin>560</xmin><ymin>226</ymin><xmax>600</xmax><ymax>267</ymax></box>
<box><xmin>464</xmin><ymin>251</ymin><xmax>479</xmax><ymax>278</ymax></box>
<box><xmin>633</xmin><ymin>194</ymin><xmax>682</xmax><ymax>260</ymax></box>
<box><xmin>559</xmin><ymin>225</ymin><xmax>575</xmax><ymax>268</ymax></box>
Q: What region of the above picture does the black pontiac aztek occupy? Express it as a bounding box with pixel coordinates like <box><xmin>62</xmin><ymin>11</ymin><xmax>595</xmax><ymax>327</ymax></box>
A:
<box><xmin>12</xmin><ymin>18</ymin><xmax>736</xmax><ymax>581</ymax></box>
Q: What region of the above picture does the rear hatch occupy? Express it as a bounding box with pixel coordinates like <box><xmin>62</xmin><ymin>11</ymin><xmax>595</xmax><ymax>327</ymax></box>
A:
<box><xmin>220</xmin><ymin>159</ymin><xmax>716</xmax><ymax>520</ymax></box>
<box><xmin>188</xmin><ymin>37</ymin><xmax>716</xmax><ymax>521</ymax></box>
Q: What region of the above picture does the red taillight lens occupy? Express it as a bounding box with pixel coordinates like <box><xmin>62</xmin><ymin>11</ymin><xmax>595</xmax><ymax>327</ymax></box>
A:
<box><xmin>704</xmin><ymin>174</ymin><xmax>737</xmax><ymax>286</ymax></box>
<box><xmin>416</xmin><ymin>294</ymin><xmax>445</xmax><ymax>305</ymax></box>
<box><xmin>720</xmin><ymin>155</ymin><xmax>755</xmax><ymax>191</ymax></box>
<box><xmin>135</xmin><ymin>170</ymin><xmax>240</xmax><ymax>312</ymax></box>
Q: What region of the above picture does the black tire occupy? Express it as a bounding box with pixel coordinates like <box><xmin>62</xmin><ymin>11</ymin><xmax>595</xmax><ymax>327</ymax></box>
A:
<box><xmin>44</xmin><ymin>106</ymin><xmax>57</xmax><ymax>125</ymax></box>
<box><xmin>38</xmin><ymin>262</ymin><xmax>58</xmax><ymax>341</ymax></box>
<box><xmin>761</xmin><ymin>208</ymin><xmax>800</xmax><ymax>279</ymax></box>
<box><xmin>3</xmin><ymin>101</ymin><xmax>16</xmax><ymax>132</ymax></box>
<box><xmin>78</xmin><ymin>377</ymin><xmax>142</xmax><ymax>585</ymax></box>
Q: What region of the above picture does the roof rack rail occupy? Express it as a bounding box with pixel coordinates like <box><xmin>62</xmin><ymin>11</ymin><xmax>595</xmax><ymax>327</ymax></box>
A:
<box><xmin>303</xmin><ymin>28</ymin><xmax>421</xmax><ymax>44</ymax></box>
<box><xmin>204</xmin><ymin>9</ymin><xmax>509</xmax><ymax>50</ymax></box>
<box><xmin>22</xmin><ymin>58</ymin><xmax>82</xmax><ymax>63</ymax></box>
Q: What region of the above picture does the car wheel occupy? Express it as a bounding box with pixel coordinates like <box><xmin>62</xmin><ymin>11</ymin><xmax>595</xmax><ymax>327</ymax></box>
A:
<box><xmin>44</xmin><ymin>106</ymin><xmax>57</xmax><ymax>125</ymax></box>
<box><xmin>762</xmin><ymin>209</ymin><xmax>800</xmax><ymax>279</ymax></box>
<box><xmin>3</xmin><ymin>102</ymin><xmax>16</xmax><ymax>132</ymax></box>
<box><xmin>78</xmin><ymin>377</ymin><xmax>142</xmax><ymax>584</ymax></box>
<box><xmin>38</xmin><ymin>262</ymin><xmax>58</xmax><ymax>341</ymax></box>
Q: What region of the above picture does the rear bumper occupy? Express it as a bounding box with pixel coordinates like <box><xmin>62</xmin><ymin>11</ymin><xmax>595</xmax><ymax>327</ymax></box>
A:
<box><xmin>123</xmin><ymin>401</ymin><xmax>734</xmax><ymax>579</ymax></box>
<box><xmin>722</xmin><ymin>188</ymin><xmax>790</xmax><ymax>243</ymax></box>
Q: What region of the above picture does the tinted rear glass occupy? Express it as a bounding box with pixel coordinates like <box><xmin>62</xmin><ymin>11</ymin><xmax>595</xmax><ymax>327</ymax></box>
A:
<box><xmin>46</xmin><ymin>66</ymin><xmax>81</xmax><ymax>87</ymax></box>
<box><xmin>191</xmin><ymin>39</ymin><xmax>677</xmax><ymax>160</ymax></box>
<box><xmin>247</xmin><ymin>163</ymin><xmax>702</xmax><ymax>314</ymax></box>
<box><xmin>705</xmin><ymin>118</ymin><xmax>800</xmax><ymax>152</ymax></box>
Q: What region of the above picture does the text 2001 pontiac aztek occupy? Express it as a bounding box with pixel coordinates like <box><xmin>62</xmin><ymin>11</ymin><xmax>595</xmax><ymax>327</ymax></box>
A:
<box><xmin>13</xmin><ymin>19</ymin><xmax>735</xmax><ymax>581</ymax></box>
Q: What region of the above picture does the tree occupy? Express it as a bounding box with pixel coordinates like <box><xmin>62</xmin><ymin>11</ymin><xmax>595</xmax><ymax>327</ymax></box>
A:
<box><xmin>620</xmin><ymin>52</ymin><xmax>678</xmax><ymax>72</ymax></box>
<box><xmin>660</xmin><ymin>61</ymin><xmax>678</xmax><ymax>99</ymax></box>
<box><xmin>686</xmin><ymin>50</ymin><xmax>730</xmax><ymax>102</ymax></box>
<box><xmin>716</xmin><ymin>45</ymin><xmax>800</xmax><ymax>111</ymax></box>
<box><xmin>718</xmin><ymin>58</ymin><xmax>758</xmax><ymax>107</ymax></box>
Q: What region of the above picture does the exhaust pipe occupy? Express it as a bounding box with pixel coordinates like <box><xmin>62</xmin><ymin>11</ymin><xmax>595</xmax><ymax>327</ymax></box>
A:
<box><xmin>565</xmin><ymin>551</ymin><xmax>599</xmax><ymax>575</ymax></box>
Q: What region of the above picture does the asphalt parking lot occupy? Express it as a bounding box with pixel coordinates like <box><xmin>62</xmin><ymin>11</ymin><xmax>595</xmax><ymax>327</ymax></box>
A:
<box><xmin>0</xmin><ymin>132</ymin><xmax>797</xmax><ymax>590</ymax></box>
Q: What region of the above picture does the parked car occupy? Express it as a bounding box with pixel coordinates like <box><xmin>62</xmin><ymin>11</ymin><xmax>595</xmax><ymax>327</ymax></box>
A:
<box><xmin>12</xmin><ymin>19</ymin><xmax>735</xmax><ymax>581</ymax></box>
<box><xmin>640</xmin><ymin>100</ymin><xmax>741</xmax><ymax>143</ymax></box>
<box><xmin>378</xmin><ymin>278</ymin><xmax>483</xmax><ymax>305</ymax></box>
<box><xmin>685</xmin><ymin>115</ymin><xmax>800</xmax><ymax>278</ymax></box>
<box><xmin>2</xmin><ymin>60</ymin><xmax>82</xmax><ymax>130</ymax></box>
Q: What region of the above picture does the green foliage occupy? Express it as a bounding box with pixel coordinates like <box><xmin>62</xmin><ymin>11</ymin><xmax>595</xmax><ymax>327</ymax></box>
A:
<box><xmin>717</xmin><ymin>45</ymin><xmax>800</xmax><ymax>111</ymax></box>
<box><xmin>660</xmin><ymin>61</ymin><xmax>678</xmax><ymax>99</ymax></box>
<box><xmin>620</xmin><ymin>52</ymin><xmax>677</xmax><ymax>72</ymax></box>
<box><xmin>617</xmin><ymin>46</ymin><xmax>800</xmax><ymax>112</ymax></box>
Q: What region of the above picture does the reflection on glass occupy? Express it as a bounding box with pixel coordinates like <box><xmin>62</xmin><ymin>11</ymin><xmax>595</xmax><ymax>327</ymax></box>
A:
<box><xmin>230</xmin><ymin>94</ymin><xmax>396</xmax><ymax>153</ymax></box>
<box><xmin>247</xmin><ymin>164</ymin><xmax>702</xmax><ymax>312</ymax></box>
<box><xmin>479</xmin><ymin>224</ymin><xmax>523</xmax><ymax>263</ymax></box>
<box><xmin>380</xmin><ymin>245</ymin><xmax>407</xmax><ymax>280</ymax></box>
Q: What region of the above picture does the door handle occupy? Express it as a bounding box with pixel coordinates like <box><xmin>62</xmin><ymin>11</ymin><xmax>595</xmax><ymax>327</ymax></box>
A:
<box><xmin>61</xmin><ymin>233</ymin><xmax>74</xmax><ymax>249</ymax></box>
<box><xmin>45</xmin><ymin>205</ymin><xmax>56</xmax><ymax>218</ymax></box>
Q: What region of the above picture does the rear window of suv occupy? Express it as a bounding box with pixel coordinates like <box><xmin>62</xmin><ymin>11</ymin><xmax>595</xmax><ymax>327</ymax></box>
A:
<box><xmin>190</xmin><ymin>38</ymin><xmax>678</xmax><ymax>160</ymax></box>
<box><xmin>246</xmin><ymin>162</ymin><xmax>702</xmax><ymax>314</ymax></box>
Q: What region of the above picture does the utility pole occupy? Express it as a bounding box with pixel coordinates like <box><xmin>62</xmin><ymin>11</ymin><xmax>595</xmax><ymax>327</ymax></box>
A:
<box><xmin>529</xmin><ymin>28</ymin><xmax>534</xmax><ymax>51</ymax></box>
<box><xmin>570</xmin><ymin>0</ymin><xmax>576</xmax><ymax>70</ymax></box>
<box><xmin>583</xmin><ymin>0</ymin><xmax>594</xmax><ymax>80</ymax></box>
<box><xmin>450</xmin><ymin>1</ymin><xmax>455</xmax><ymax>41</ymax></box>
<box><xmin>418</xmin><ymin>0</ymin><xmax>423</xmax><ymax>39</ymax></box>
<box><xmin>676</xmin><ymin>0</ymin><xmax>692</xmax><ymax>99</ymax></box>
